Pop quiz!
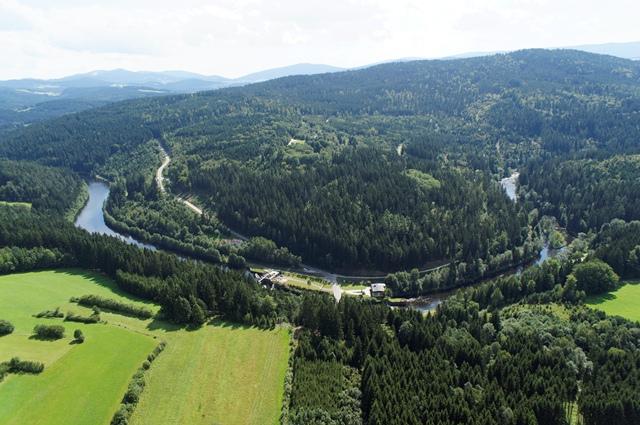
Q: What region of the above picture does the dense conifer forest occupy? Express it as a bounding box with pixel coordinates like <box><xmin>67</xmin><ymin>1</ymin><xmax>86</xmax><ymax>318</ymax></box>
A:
<box><xmin>520</xmin><ymin>155</ymin><xmax>640</xmax><ymax>233</ymax></box>
<box><xmin>6</xmin><ymin>49</ymin><xmax>638</xmax><ymax>270</ymax></box>
<box><xmin>1</xmin><ymin>49</ymin><xmax>640</xmax><ymax>424</ymax></box>
<box><xmin>0</xmin><ymin>160</ymin><xmax>86</xmax><ymax>218</ymax></box>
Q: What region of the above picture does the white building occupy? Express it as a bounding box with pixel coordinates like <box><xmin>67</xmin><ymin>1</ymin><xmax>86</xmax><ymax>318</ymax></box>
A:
<box><xmin>370</xmin><ymin>283</ymin><xmax>386</xmax><ymax>298</ymax></box>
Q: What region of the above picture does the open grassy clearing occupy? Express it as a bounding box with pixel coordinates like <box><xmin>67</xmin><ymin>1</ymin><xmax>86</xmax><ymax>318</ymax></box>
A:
<box><xmin>0</xmin><ymin>270</ymin><xmax>156</xmax><ymax>425</ymax></box>
<box><xmin>0</xmin><ymin>269</ymin><xmax>291</xmax><ymax>425</ymax></box>
<box><xmin>283</xmin><ymin>273</ymin><xmax>332</xmax><ymax>293</ymax></box>
<box><xmin>587</xmin><ymin>282</ymin><xmax>640</xmax><ymax>322</ymax></box>
<box><xmin>130</xmin><ymin>321</ymin><xmax>290</xmax><ymax>425</ymax></box>
<box><xmin>251</xmin><ymin>267</ymin><xmax>333</xmax><ymax>293</ymax></box>
<box><xmin>341</xmin><ymin>282</ymin><xmax>369</xmax><ymax>291</ymax></box>
<box><xmin>253</xmin><ymin>267</ymin><xmax>369</xmax><ymax>295</ymax></box>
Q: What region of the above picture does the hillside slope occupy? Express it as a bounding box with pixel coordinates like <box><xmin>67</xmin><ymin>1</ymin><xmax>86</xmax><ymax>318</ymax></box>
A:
<box><xmin>1</xmin><ymin>49</ymin><xmax>639</xmax><ymax>270</ymax></box>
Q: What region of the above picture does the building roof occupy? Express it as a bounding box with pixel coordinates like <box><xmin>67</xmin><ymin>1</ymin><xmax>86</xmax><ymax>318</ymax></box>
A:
<box><xmin>371</xmin><ymin>283</ymin><xmax>386</xmax><ymax>292</ymax></box>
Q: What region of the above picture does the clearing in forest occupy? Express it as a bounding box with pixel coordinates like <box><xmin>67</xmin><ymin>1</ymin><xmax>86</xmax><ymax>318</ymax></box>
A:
<box><xmin>0</xmin><ymin>201</ymin><xmax>31</xmax><ymax>210</ymax></box>
<box><xmin>587</xmin><ymin>282</ymin><xmax>640</xmax><ymax>322</ymax></box>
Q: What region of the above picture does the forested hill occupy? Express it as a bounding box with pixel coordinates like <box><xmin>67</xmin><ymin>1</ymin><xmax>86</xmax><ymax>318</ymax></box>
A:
<box><xmin>1</xmin><ymin>49</ymin><xmax>640</xmax><ymax>270</ymax></box>
<box><xmin>238</xmin><ymin>49</ymin><xmax>640</xmax><ymax>114</ymax></box>
<box><xmin>2</xmin><ymin>49</ymin><xmax>639</xmax><ymax>171</ymax></box>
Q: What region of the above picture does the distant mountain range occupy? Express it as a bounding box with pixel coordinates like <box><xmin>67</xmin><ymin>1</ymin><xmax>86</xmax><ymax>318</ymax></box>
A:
<box><xmin>0</xmin><ymin>63</ymin><xmax>346</xmax><ymax>96</ymax></box>
<box><xmin>443</xmin><ymin>41</ymin><xmax>640</xmax><ymax>61</ymax></box>
<box><xmin>570</xmin><ymin>41</ymin><xmax>640</xmax><ymax>60</ymax></box>
<box><xmin>0</xmin><ymin>63</ymin><xmax>346</xmax><ymax>130</ymax></box>
<box><xmin>0</xmin><ymin>42</ymin><xmax>638</xmax><ymax>130</ymax></box>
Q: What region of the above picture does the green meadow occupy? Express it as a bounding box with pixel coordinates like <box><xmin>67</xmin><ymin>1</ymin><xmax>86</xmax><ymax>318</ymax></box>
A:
<box><xmin>130</xmin><ymin>322</ymin><xmax>290</xmax><ymax>425</ymax></box>
<box><xmin>0</xmin><ymin>269</ymin><xmax>290</xmax><ymax>425</ymax></box>
<box><xmin>587</xmin><ymin>282</ymin><xmax>640</xmax><ymax>322</ymax></box>
<box><xmin>0</xmin><ymin>270</ymin><xmax>157</xmax><ymax>425</ymax></box>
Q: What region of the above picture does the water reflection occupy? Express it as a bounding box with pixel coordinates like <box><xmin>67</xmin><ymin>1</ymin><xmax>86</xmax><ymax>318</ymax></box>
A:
<box><xmin>406</xmin><ymin>242</ymin><xmax>567</xmax><ymax>313</ymax></box>
<box><xmin>74</xmin><ymin>181</ymin><xmax>156</xmax><ymax>250</ymax></box>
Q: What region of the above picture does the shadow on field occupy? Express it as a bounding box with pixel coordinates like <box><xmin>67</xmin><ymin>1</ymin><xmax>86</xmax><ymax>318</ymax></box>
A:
<box><xmin>587</xmin><ymin>282</ymin><xmax>640</xmax><ymax>306</ymax></box>
<box><xmin>28</xmin><ymin>335</ymin><xmax>61</xmax><ymax>341</ymax></box>
<box><xmin>51</xmin><ymin>269</ymin><xmax>156</xmax><ymax>306</ymax></box>
<box><xmin>147</xmin><ymin>318</ymin><xmax>183</xmax><ymax>332</ymax></box>
<box><xmin>588</xmin><ymin>293</ymin><xmax>618</xmax><ymax>305</ymax></box>
<box><xmin>209</xmin><ymin>318</ymin><xmax>255</xmax><ymax>331</ymax></box>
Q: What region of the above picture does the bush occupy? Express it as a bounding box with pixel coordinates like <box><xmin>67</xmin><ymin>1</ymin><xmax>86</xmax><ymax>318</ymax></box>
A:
<box><xmin>7</xmin><ymin>357</ymin><xmax>44</xmax><ymax>374</ymax></box>
<box><xmin>75</xmin><ymin>294</ymin><xmax>153</xmax><ymax>320</ymax></box>
<box><xmin>34</xmin><ymin>307</ymin><xmax>64</xmax><ymax>319</ymax></box>
<box><xmin>33</xmin><ymin>324</ymin><xmax>65</xmax><ymax>340</ymax></box>
<box><xmin>573</xmin><ymin>260</ymin><xmax>620</xmax><ymax>295</ymax></box>
<box><xmin>65</xmin><ymin>310</ymin><xmax>100</xmax><ymax>324</ymax></box>
<box><xmin>110</xmin><ymin>404</ymin><xmax>134</xmax><ymax>425</ymax></box>
<box><xmin>0</xmin><ymin>320</ymin><xmax>14</xmax><ymax>336</ymax></box>
<box><xmin>73</xmin><ymin>329</ymin><xmax>85</xmax><ymax>343</ymax></box>
<box><xmin>123</xmin><ymin>383</ymin><xmax>143</xmax><ymax>404</ymax></box>
<box><xmin>0</xmin><ymin>363</ymin><xmax>9</xmax><ymax>382</ymax></box>
<box><xmin>228</xmin><ymin>253</ymin><xmax>247</xmax><ymax>269</ymax></box>
<box><xmin>110</xmin><ymin>341</ymin><xmax>166</xmax><ymax>425</ymax></box>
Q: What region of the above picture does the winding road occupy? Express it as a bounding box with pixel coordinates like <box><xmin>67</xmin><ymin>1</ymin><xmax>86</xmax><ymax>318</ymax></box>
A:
<box><xmin>156</xmin><ymin>145</ymin><xmax>203</xmax><ymax>215</ymax></box>
<box><xmin>155</xmin><ymin>144</ymin><xmax>448</xmax><ymax>271</ymax></box>
<box><xmin>155</xmin><ymin>144</ymin><xmax>346</xmax><ymax>299</ymax></box>
<box><xmin>154</xmin><ymin>145</ymin><xmax>524</xmax><ymax>302</ymax></box>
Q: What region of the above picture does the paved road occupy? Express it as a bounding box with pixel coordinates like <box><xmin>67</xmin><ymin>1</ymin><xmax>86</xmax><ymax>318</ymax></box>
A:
<box><xmin>156</xmin><ymin>147</ymin><xmax>170</xmax><ymax>193</ymax></box>
<box><xmin>156</xmin><ymin>145</ymin><xmax>204</xmax><ymax>216</ymax></box>
<box><xmin>154</xmin><ymin>142</ymin><xmax>449</xmax><ymax>302</ymax></box>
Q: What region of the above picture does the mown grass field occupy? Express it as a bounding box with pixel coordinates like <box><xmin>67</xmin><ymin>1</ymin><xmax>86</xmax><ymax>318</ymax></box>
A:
<box><xmin>130</xmin><ymin>322</ymin><xmax>290</xmax><ymax>425</ymax></box>
<box><xmin>0</xmin><ymin>270</ymin><xmax>157</xmax><ymax>425</ymax></box>
<box><xmin>587</xmin><ymin>282</ymin><xmax>640</xmax><ymax>322</ymax></box>
<box><xmin>0</xmin><ymin>269</ymin><xmax>291</xmax><ymax>425</ymax></box>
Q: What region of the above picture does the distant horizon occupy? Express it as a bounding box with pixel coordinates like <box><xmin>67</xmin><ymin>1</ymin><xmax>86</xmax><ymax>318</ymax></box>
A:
<box><xmin>1</xmin><ymin>0</ymin><xmax>639</xmax><ymax>80</ymax></box>
<box><xmin>3</xmin><ymin>40</ymin><xmax>640</xmax><ymax>82</ymax></box>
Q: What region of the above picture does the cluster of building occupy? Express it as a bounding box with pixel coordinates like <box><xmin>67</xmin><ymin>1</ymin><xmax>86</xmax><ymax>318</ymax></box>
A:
<box><xmin>255</xmin><ymin>269</ymin><xmax>285</xmax><ymax>285</ymax></box>
<box><xmin>253</xmin><ymin>269</ymin><xmax>387</xmax><ymax>298</ymax></box>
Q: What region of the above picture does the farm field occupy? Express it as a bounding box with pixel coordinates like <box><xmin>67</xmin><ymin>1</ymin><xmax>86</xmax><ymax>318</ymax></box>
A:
<box><xmin>0</xmin><ymin>269</ymin><xmax>291</xmax><ymax>425</ymax></box>
<box><xmin>0</xmin><ymin>270</ymin><xmax>157</xmax><ymax>425</ymax></box>
<box><xmin>587</xmin><ymin>282</ymin><xmax>640</xmax><ymax>322</ymax></box>
<box><xmin>130</xmin><ymin>322</ymin><xmax>290</xmax><ymax>425</ymax></box>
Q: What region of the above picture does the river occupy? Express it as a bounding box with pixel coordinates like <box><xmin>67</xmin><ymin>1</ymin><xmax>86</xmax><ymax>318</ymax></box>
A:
<box><xmin>75</xmin><ymin>174</ymin><xmax>562</xmax><ymax>310</ymax></box>
<box><xmin>74</xmin><ymin>182</ymin><xmax>156</xmax><ymax>250</ymax></box>
<box><xmin>406</xmin><ymin>172</ymin><xmax>561</xmax><ymax>313</ymax></box>
<box><xmin>407</xmin><ymin>241</ymin><xmax>566</xmax><ymax>313</ymax></box>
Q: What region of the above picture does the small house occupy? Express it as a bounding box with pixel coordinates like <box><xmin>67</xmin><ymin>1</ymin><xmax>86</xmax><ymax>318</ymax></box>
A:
<box><xmin>370</xmin><ymin>283</ymin><xmax>386</xmax><ymax>298</ymax></box>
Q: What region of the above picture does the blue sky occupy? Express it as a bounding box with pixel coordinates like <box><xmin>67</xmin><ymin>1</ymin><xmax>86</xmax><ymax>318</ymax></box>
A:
<box><xmin>1</xmin><ymin>0</ymin><xmax>638</xmax><ymax>79</ymax></box>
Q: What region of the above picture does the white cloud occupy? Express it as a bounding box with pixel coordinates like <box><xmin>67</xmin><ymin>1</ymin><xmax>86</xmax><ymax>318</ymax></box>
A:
<box><xmin>0</xmin><ymin>0</ymin><xmax>638</xmax><ymax>79</ymax></box>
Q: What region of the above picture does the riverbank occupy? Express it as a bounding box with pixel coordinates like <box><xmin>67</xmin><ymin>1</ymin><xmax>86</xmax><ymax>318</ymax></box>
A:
<box><xmin>500</xmin><ymin>171</ymin><xmax>520</xmax><ymax>202</ymax></box>
<box><xmin>74</xmin><ymin>181</ymin><xmax>156</xmax><ymax>250</ymax></box>
<box><xmin>64</xmin><ymin>180</ymin><xmax>89</xmax><ymax>223</ymax></box>
<box><xmin>152</xmin><ymin>144</ymin><xmax>455</xmax><ymax>282</ymax></box>
<box><xmin>74</xmin><ymin>166</ymin><xmax>560</xmax><ymax>310</ymax></box>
